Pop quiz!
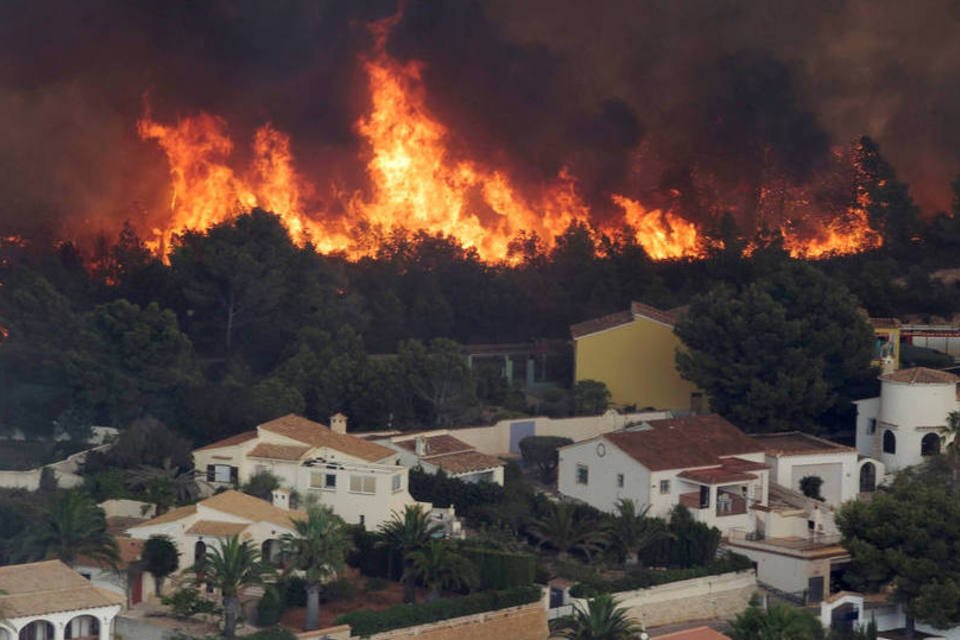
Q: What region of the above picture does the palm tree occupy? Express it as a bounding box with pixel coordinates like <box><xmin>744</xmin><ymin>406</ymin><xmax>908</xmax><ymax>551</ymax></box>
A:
<box><xmin>527</xmin><ymin>501</ymin><xmax>607</xmax><ymax>561</ymax></box>
<box><xmin>941</xmin><ymin>411</ymin><xmax>960</xmax><ymax>488</ymax></box>
<box><xmin>554</xmin><ymin>593</ymin><xmax>644</xmax><ymax>640</ymax></box>
<box><xmin>728</xmin><ymin>601</ymin><xmax>824</xmax><ymax>640</ymax></box>
<box><xmin>609</xmin><ymin>499</ymin><xmax>670</xmax><ymax>566</ymax></box>
<box><xmin>195</xmin><ymin>535</ymin><xmax>273</xmax><ymax>639</ymax></box>
<box><xmin>405</xmin><ymin>540</ymin><xmax>479</xmax><ymax>602</ymax></box>
<box><xmin>20</xmin><ymin>490</ymin><xmax>119</xmax><ymax>568</ymax></box>
<box><xmin>378</xmin><ymin>505</ymin><xmax>443</xmax><ymax>603</ymax></box>
<box><xmin>280</xmin><ymin>504</ymin><xmax>352</xmax><ymax>631</ymax></box>
<box><xmin>126</xmin><ymin>458</ymin><xmax>200</xmax><ymax>514</ymax></box>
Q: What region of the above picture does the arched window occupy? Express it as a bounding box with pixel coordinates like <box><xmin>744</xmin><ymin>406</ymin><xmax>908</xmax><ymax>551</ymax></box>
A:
<box><xmin>882</xmin><ymin>430</ymin><xmax>896</xmax><ymax>454</ymax></box>
<box><xmin>194</xmin><ymin>540</ymin><xmax>207</xmax><ymax>566</ymax></box>
<box><xmin>922</xmin><ymin>433</ymin><xmax>941</xmax><ymax>457</ymax></box>
<box><xmin>859</xmin><ymin>462</ymin><xmax>876</xmax><ymax>493</ymax></box>
<box><xmin>19</xmin><ymin>621</ymin><xmax>54</xmax><ymax>640</ymax></box>
<box><xmin>65</xmin><ymin>615</ymin><xmax>99</xmax><ymax>639</ymax></box>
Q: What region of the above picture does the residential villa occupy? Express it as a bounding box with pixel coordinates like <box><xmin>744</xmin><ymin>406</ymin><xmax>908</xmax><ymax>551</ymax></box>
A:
<box><xmin>74</xmin><ymin>537</ymin><xmax>151</xmax><ymax>608</ymax></box>
<box><xmin>0</xmin><ymin>560</ymin><xmax>124</xmax><ymax>640</ymax></box>
<box><xmin>192</xmin><ymin>414</ymin><xmax>423</xmax><ymax>529</ymax></box>
<box><xmin>855</xmin><ymin>367</ymin><xmax>960</xmax><ymax>476</ymax></box>
<box><xmin>377</xmin><ymin>433</ymin><xmax>506</xmax><ymax>485</ymax></box>
<box><xmin>126</xmin><ymin>490</ymin><xmax>305</xmax><ymax>577</ymax></box>
<box><xmin>557</xmin><ymin>414</ymin><xmax>769</xmax><ymax>534</ymax></box>
<box><xmin>570</xmin><ymin>302</ymin><xmax>702</xmax><ymax>412</ymax></box>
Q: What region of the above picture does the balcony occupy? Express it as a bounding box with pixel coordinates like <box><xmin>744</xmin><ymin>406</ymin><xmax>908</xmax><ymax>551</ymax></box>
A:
<box><xmin>716</xmin><ymin>491</ymin><xmax>747</xmax><ymax>517</ymax></box>
<box><xmin>679</xmin><ymin>491</ymin><xmax>705</xmax><ymax>510</ymax></box>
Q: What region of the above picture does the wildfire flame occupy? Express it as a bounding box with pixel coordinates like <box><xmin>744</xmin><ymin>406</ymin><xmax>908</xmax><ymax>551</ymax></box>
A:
<box><xmin>135</xmin><ymin>13</ymin><xmax>882</xmax><ymax>263</ymax></box>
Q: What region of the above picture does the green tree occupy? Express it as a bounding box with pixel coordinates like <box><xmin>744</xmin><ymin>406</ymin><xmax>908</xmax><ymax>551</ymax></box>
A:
<box><xmin>799</xmin><ymin>476</ymin><xmax>824</xmax><ymax>501</ymax></box>
<box><xmin>405</xmin><ymin>540</ymin><xmax>479</xmax><ymax>602</ymax></box>
<box><xmin>608</xmin><ymin>499</ymin><xmax>669</xmax><ymax>566</ymax></box>
<box><xmin>126</xmin><ymin>458</ymin><xmax>200</xmax><ymax>514</ymax></box>
<box><xmin>399</xmin><ymin>338</ymin><xmax>479</xmax><ymax>427</ymax></box>
<box><xmin>675</xmin><ymin>261</ymin><xmax>873</xmax><ymax>432</ymax></box>
<box><xmin>941</xmin><ymin>411</ymin><xmax>960</xmax><ymax>488</ymax></box>
<box><xmin>518</xmin><ymin>436</ymin><xmax>573</xmax><ymax>482</ymax></box>
<box><xmin>20</xmin><ymin>490</ymin><xmax>119</xmax><ymax>568</ymax></box>
<box><xmin>837</xmin><ymin>464</ymin><xmax>960</xmax><ymax>635</ymax></box>
<box><xmin>142</xmin><ymin>535</ymin><xmax>180</xmax><ymax>595</ymax></box>
<box><xmin>572</xmin><ymin>380</ymin><xmax>611</xmax><ymax>416</ymax></box>
<box><xmin>728</xmin><ymin>601</ymin><xmax>824</xmax><ymax>640</ymax></box>
<box><xmin>280</xmin><ymin>505</ymin><xmax>353</xmax><ymax>631</ymax></box>
<box><xmin>554</xmin><ymin>593</ymin><xmax>644</xmax><ymax>640</ymax></box>
<box><xmin>242</xmin><ymin>470</ymin><xmax>281</xmax><ymax>502</ymax></box>
<box><xmin>378</xmin><ymin>505</ymin><xmax>443</xmax><ymax>603</ymax></box>
<box><xmin>527</xmin><ymin>502</ymin><xmax>607</xmax><ymax>561</ymax></box>
<box><xmin>195</xmin><ymin>535</ymin><xmax>273</xmax><ymax>639</ymax></box>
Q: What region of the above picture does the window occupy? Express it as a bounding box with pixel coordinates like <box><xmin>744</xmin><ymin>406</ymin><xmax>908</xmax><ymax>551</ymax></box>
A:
<box><xmin>699</xmin><ymin>485</ymin><xmax>710</xmax><ymax>508</ymax></box>
<box><xmin>350</xmin><ymin>475</ymin><xmax>377</xmax><ymax>494</ymax></box>
<box><xmin>867</xmin><ymin>418</ymin><xmax>876</xmax><ymax>434</ymax></box>
<box><xmin>883</xmin><ymin>429</ymin><xmax>896</xmax><ymax>454</ymax></box>
<box><xmin>660</xmin><ymin>479</ymin><xmax>671</xmax><ymax>495</ymax></box>
<box><xmin>310</xmin><ymin>472</ymin><xmax>337</xmax><ymax>490</ymax></box>
<box><xmin>359</xmin><ymin>515</ymin><xmax>366</xmax><ymax>528</ymax></box>
<box><xmin>207</xmin><ymin>464</ymin><xmax>236</xmax><ymax>484</ymax></box>
<box><xmin>392</xmin><ymin>474</ymin><xmax>402</xmax><ymax>492</ymax></box>
<box><xmin>576</xmin><ymin>464</ymin><xmax>589</xmax><ymax>485</ymax></box>
<box><xmin>326</xmin><ymin>473</ymin><xmax>337</xmax><ymax>488</ymax></box>
<box><xmin>616</xmin><ymin>473</ymin><xmax>624</xmax><ymax>488</ymax></box>
<box><xmin>922</xmin><ymin>433</ymin><xmax>941</xmax><ymax>457</ymax></box>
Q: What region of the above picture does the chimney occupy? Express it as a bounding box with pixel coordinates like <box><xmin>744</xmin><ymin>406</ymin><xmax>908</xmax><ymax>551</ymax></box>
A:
<box><xmin>415</xmin><ymin>436</ymin><xmax>427</xmax><ymax>457</ymax></box>
<box><xmin>271</xmin><ymin>488</ymin><xmax>290</xmax><ymax>511</ymax></box>
<box><xmin>881</xmin><ymin>355</ymin><xmax>895</xmax><ymax>376</ymax></box>
<box><xmin>330</xmin><ymin>413</ymin><xmax>348</xmax><ymax>435</ymax></box>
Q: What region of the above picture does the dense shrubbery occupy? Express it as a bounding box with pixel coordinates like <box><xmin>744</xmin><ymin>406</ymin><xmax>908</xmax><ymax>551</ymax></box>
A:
<box><xmin>461</xmin><ymin>547</ymin><xmax>537</xmax><ymax>590</ymax></box>
<box><xmin>407</xmin><ymin>469</ymin><xmax>504</xmax><ymax>519</ymax></box>
<box><xmin>333</xmin><ymin>585</ymin><xmax>543</xmax><ymax>635</ymax></box>
<box><xmin>639</xmin><ymin>505</ymin><xmax>723</xmax><ymax>568</ymax></box>
<box><xmin>569</xmin><ymin>553</ymin><xmax>754</xmax><ymax>598</ymax></box>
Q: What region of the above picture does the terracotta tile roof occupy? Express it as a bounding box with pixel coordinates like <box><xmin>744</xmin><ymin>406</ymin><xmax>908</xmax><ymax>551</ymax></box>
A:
<box><xmin>718</xmin><ymin>457</ymin><xmax>770</xmax><ymax>472</ymax></box>
<box><xmin>134</xmin><ymin>504</ymin><xmax>197</xmax><ymax>527</ymax></box>
<box><xmin>247</xmin><ymin>443</ymin><xmax>312</xmax><ymax>461</ymax></box>
<box><xmin>186</xmin><ymin>520</ymin><xmax>250</xmax><ymax>537</ymax></box>
<box><xmin>77</xmin><ymin>536</ymin><xmax>144</xmax><ymax>569</ymax></box>
<box><xmin>195</xmin><ymin>430</ymin><xmax>258</xmax><ymax>451</ymax></box>
<box><xmin>752</xmin><ymin>432</ymin><xmax>855</xmax><ymax>456</ymax></box>
<box><xmin>879</xmin><ymin>366</ymin><xmax>960</xmax><ymax>384</ymax></box>
<box><xmin>630</xmin><ymin>301</ymin><xmax>683</xmax><ymax>325</ymax></box>
<box><xmin>602</xmin><ymin>415</ymin><xmax>763</xmax><ymax>471</ymax></box>
<box><xmin>395</xmin><ymin>434</ymin><xmax>474</xmax><ymax>457</ymax></box>
<box><xmin>200</xmin><ymin>490</ymin><xmax>306</xmax><ymax>530</ymax></box>
<box><xmin>0</xmin><ymin>560</ymin><xmax>125</xmax><ymax>618</ymax></box>
<box><xmin>677</xmin><ymin>467</ymin><xmax>757</xmax><ymax>484</ymax></box>
<box><xmin>655</xmin><ymin>626</ymin><xmax>731</xmax><ymax>640</ymax></box>
<box><xmin>429</xmin><ymin>450</ymin><xmax>504</xmax><ymax>475</ymax></box>
<box><xmin>570</xmin><ymin>309</ymin><xmax>634</xmax><ymax>339</ymax></box>
<box><xmin>258</xmin><ymin>414</ymin><xmax>395</xmax><ymax>462</ymax></box>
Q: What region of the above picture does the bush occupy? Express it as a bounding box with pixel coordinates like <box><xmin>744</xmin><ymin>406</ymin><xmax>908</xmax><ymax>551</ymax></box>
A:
<box><xmin>334</xmin><ymin>586</ymin><xmax>542</xmax><ymax>636</ymax></box>
<box><xmin>348</xmin><ymin>526</ymin><xmax>400</xmax><ymax>579</ymax></box>
<box><xmin>364</xmin><ymin>576</ymin><xmax>390</xmax><ymax>592</ymax></box>
<box><xmin>800</xmin><ymin>475</ymin><xmax>824</xmax><ymax>501</ymax></box>
<box><xmin>161</xmin><ymin>587</ymin><xmax>220</xmax><ymax>620</ymax></box>
<box><xmin>518</xmin><ymin>436</ymin><xmax>572</xmax><ymax>481</ymax></box>
<box><xmin>242</xmin><ymin>470</ymin><xmax>281</xmax><ymax>501</ymax></box>
<box><xmin>319</xmin><ymin>577</ymin><xmax>356</xmax><ymax>603</ymax></box>
<box><xmin>641</xmin><ymin>506</ymin><xmax>722</xmax><ymax>568</ymax></box>
<box><xmin>257</xmin><ymin>585</ymin><xmax>284</xmax><ymax>626</ymax></box>
<box><xmin>569</xmin><ymin>553</ymin><xmax>754</xmax><ymax>598</ymax></box>
<box><xmin>461</xmin><ymin>547</ymin><xmax>536</xmax><ymax>590</ymax></box>
<box><xmin>407</xmin><ymin>469</ymin><xmax>504</xmax><ymax>518</ymax></box>
<box><xmin>277</xmin><ymin>575</ymin><xmax>307</xmax><ymax>608</ymax></box>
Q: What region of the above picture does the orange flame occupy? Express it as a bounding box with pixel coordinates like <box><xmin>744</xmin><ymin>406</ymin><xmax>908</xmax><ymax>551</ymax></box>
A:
<box><xmin>135</xmin><ymin>13</ymin><xmax>881</xmax><ymax>264</ymax></box>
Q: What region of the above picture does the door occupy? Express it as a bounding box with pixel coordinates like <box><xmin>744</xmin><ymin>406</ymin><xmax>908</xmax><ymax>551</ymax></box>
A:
<box><xmin>509</xmin><ymin>421</ymin><xmax>536</xmax><ymax>454</ymax></box>
<box><xmin>131</xmin><ymin>571</ymin><xmax>143</xmax><ymax>605</ymax></box>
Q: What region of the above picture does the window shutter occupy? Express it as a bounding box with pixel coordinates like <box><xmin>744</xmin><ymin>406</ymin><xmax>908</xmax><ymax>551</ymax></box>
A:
<box><xmin>206</xmin><ymin>465</ymin><xmax>215</xmax><ymax>482</ymax></box>
<box><xmin>230</xmin><ymin>466</ymin><xmax>239</xmax><ymax>485</ymax></box>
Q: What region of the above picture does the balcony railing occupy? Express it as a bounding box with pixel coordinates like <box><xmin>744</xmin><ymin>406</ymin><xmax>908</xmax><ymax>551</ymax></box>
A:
<box><xmin>716</xmin><ymin>492</ymin><xmax>747</xmax><ymax>517</ymax></box>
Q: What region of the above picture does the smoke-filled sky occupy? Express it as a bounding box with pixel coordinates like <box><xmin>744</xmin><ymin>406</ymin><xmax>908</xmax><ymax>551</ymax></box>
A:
<box><xmin>1</xmin><ymin>0</ymin><xmax>958</xmax><ymax>239</ymax></box>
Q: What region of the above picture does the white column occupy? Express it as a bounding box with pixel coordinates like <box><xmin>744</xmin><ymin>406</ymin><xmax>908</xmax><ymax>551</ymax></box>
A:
<box><xmin>54</xmin><ymin>620</ymin><xmax>65</xmax><ymax>640</ymax></box>
<box><xmin>99</xmin><ymin>616</ymin><xmax>110</xmax><ymax>640</ymax></box>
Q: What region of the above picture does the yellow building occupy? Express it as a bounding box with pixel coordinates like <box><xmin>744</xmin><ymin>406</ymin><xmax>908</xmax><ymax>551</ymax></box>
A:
<box><xmin>868</xmin><ymin>317</ymin><xmax>901</xmax><ymax>371</ymax></box>
<box><xmin>571</xmin><ymin>302</ymin><xmax>701</xmax><ymax>412</ymax></box>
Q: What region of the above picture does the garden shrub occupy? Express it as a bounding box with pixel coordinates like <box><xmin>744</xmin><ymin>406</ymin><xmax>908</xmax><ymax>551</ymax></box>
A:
<box><xmin>257</xmin><ymin>585</ymin><xmax>284</xmax><ymax>626</ymax></box>
<box><xmin>569</xmin><ymin>553</ymin><xmax>754</xmax><ymax>598</ymax></box>
<box><xmin>461</xmin><ymin>547</ymin><xmax>536</xmax><ymax>589</ymax></box>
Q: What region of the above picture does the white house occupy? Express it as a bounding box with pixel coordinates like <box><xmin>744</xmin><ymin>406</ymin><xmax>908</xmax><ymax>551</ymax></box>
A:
<box><xmin>821</xmin><ymin>591</ymin><xmax>960</xmax><ymax>640</ymax></box>
<box><xmin>855</xmin><ymin>367</ymin><xmax>959</xmax><ymax>476</ymax></box>
<box><xmin>557</xmin><ymin>414</ymin><xmax>770</xmax><ymax>535</ymax></box>
<box><xmin>751</xmin><ymin>432</ymin><xmax>883</xmax><ymax>506</ymax></box>
<box><xmin>74</xmin><ymin>537</ymin><xmax>153</xmax><ymax>608</ymax></box>
<box><xmin>378</xmin><ymin>433</ymin><xmax>506</xmax><ymax>485</ymax></box>
<box><xmin>0</xmin><ymin>560</ymin><xmax>124</xmax><ymax>640</ymax></box>
<box><xmin>126</xmin><ymin>490</ymin><xmax>304</xmax><ymax>575</ymax></box>
<box><xmin>192</xmin><ymin>414</ymin><xmax>422</xmax><ymax>529</ymax></box>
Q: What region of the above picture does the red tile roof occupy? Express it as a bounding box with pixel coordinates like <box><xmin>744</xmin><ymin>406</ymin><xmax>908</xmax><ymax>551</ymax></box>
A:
<box><xmin>655</xmin><ymin>626</ymin><xmax>731</xmax><ymax>640</ymax></box>
<box><xmin>879</xmin><ymin>367</ymin><xmax>959</xmax><ymax>384</ymax></box>
<box><xmin>258</xmin><ymin>414</ymin><xmax>395</xmax><ymax>462</ymax></box>
<box><xmin>428</xmin><ymin>450</ymin><xmax>504</xmax><ymax>475</ymax></box>
<box><xmin>718</xmin><ymin>457</ymin><xmax>770</xmax><ymax>472</ymax></box>
<box><xmin>395</xmin><ymin>434</ymin><xmax>473</xmax><ymax>457</ymax></box>
<box><xmin>570</xmin><ymin>309</ymin><xmax>634</xmax><ymax>339</ymax></box>
<box><xmin>603</xmin><ymin>415</ymin><xmax>763</xmax><ymax>471</ymax></box>
<box><xmin>247</xmin><ymin>443</ymin><xmax>312</xmax><ymax>461</ymax></box>
<box><xmin>195</xmin><ymin>430</ymin><xmax>257</xmax><ymax>451</ymax></box>
<box><xmin>630</xmin><ymin>301</ymin><xmax>684</xmax><ymax>325</ymax></box>
<box><xmin>678</xmin><ymin>467</ymin><xmax>757</xmax><ymax>484</ymax></box>
<box><xmin>752</xmin><ymin>432</ymin><xmax>854</xmax><ymax>456</ymax></box>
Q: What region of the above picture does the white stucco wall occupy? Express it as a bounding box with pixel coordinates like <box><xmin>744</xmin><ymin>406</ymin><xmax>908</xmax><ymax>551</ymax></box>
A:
<box><xmin>0</xmin><ymin>603</ymin><xmax>121</xmax><ymax>640</ymax></box>
<box><xmin>557</xmin><ymin>438</ymin><xmax>651</xmax><ymax>513</ymax></box>
<box><xmin>875</xmin><ymin>380</ymin><xmax>959</xmax><ymax>473</ymax></box>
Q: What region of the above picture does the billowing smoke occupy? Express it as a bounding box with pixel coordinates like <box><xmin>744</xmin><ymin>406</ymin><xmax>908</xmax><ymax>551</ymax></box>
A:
<box><xmin>0</xmin><ymin>0</ymin><xmax>957</xmax><ymax>242</ymax></box>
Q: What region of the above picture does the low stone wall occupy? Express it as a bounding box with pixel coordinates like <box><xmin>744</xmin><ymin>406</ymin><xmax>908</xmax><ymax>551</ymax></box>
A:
<box><xmin>360</xmin><ymin>601</ymin><xmax>548</xmax><ymax>640</ymax></box>
<box><xmin>295</xmin><ymin>624</ymin><xmax>351</xmax><ymax>639</ymax></box>
<box><xmin>569</xmin><ymin>570</ymin><xmax>756</xmax><ymax>629</ymax></box>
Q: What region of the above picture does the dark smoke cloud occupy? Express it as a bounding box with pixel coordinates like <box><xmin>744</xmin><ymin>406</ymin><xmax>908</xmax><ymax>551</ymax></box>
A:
<box><xmin>0</xmin><ymin>0</ymin><xmax>958</xmax><ymax>240</ymax></box>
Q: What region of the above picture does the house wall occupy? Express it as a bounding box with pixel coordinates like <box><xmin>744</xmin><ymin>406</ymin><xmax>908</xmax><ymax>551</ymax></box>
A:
<box><xmin>557</xmin><ymin>438</ymin><xmax>650</xmax><ymax>513</ymax></box>
<box><xmin>363</xmin><ymin>602</ymin><xmax>548</xmax><ymax>640</ymax></box>
<box><xmin>725</xmin><ymin>544</ymin><xmax>832</xmax><ymax>596</ymax></box>
<box><xmin>764</xmin><ymin>451</ymin><xmax>858</xmax><ymax>506</ymax></box>
<box><xmin>855</xmin><ymin>398</ymin><xmax>881</xmax><ymax>459</ymax></box>
<box><xmin>298</xmin><ymin>462</ymin><xmax>416</xmax><ymax>530</ymax></box>
<box><xmin>877</xmin><ymin>380</ymin><xmax>959</xmax><ymax>473</ymax></box>
<box><xmin>573</xmin><ymin>316</ymin><xmax>699</xmax><ymax>411</ymax></box>
<box><xmin>2</xmin><ymin>603</ymin><xmax>121</xmax><ymax>640</ymax></box>
<box><xmin>568</xmin><ymin>570</ymin><xmax>756</xmax><ymax>629</ymax></box>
